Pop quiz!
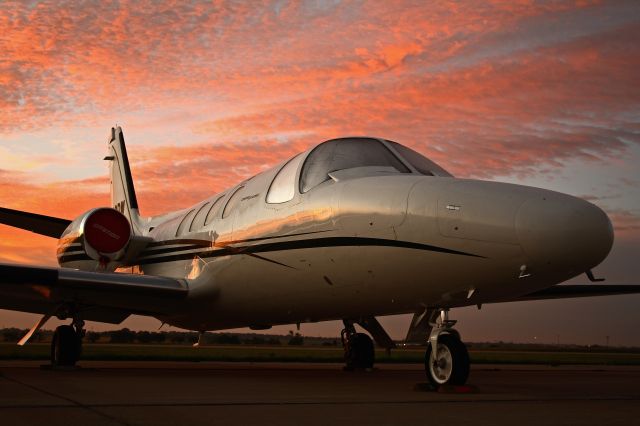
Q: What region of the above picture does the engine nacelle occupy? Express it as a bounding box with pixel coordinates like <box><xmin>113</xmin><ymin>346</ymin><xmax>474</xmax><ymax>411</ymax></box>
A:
<box><xmin>57</xmin><ymin>208</ymin><xmax>132</xmax><ymax>271</ymax></box>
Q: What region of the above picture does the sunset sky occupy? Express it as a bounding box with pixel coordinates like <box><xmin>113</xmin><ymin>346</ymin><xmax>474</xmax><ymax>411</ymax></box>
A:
<box><xmin>1</xmin><ymin>0</ymin><xmax>639</xmax><ymax>345</ymax></box>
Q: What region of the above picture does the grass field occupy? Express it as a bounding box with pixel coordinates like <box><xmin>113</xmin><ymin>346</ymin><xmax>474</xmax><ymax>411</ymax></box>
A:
<box><xmin>2</xmin><ymin>343</ymin><xmax>640</xmax><ymax>365</ymax></box>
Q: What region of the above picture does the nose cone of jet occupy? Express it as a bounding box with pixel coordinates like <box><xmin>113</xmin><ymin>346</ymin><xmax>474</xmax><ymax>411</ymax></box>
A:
<box><xmin>516</xmin><ymin>192</ymin><xmax>613</xmax><ymax>272</ymax></box>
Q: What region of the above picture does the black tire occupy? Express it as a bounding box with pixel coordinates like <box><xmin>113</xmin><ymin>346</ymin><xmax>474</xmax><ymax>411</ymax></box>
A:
<box><xmin>345</xmin><ymin>333</ymin><xmax>375</xmax><ymax>369</ymax></box>
<box><xmin>424</xmin><ymin>333</ymin><xmax>469</xmax><ymax>387</ymax></box>
<box><xmin>51</xmin><ymin>325</ymin><xmax>81</xmax><ymax>366</ymax></box>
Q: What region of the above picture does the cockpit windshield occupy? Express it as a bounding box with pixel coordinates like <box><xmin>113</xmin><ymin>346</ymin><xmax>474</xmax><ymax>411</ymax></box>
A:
<box><xmin>386</xmin><ymin>141</ymin><xmax>452</xmax><ymax>177</ymax></box>
<box><xmin>298</xmin><ymin>137</ymin><xmax>453</xmax><ymax>193</ymax></box>
<box><xmin>299</xmin><ymin>138</ymin><xmax>411</xmax><ymax>193</ymax></box>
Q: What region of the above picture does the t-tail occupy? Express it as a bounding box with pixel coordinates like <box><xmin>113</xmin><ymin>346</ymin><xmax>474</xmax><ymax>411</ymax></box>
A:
<box><xmin>105</xmin><ymin>126</ymin><xmax>145</xmax><ymax>234</ymax></box>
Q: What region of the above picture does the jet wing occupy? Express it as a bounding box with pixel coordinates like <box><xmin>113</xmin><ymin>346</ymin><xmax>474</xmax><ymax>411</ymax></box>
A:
<box><xmin>0</xmin><ymin>207</ymin><xmax>71</xmax><ymax>238</ymax></box>
<box><xmin>0</xmin><ymin>263</ymin><xmax>188</xmax><ymax>323</ymax></box>
<box><xmin>515</xmin><ymin>284</ymin><xmax>640</xmax><ymax>302</ymax></box>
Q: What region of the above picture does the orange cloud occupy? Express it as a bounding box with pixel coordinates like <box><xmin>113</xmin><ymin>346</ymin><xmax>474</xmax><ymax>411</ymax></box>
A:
<box><xmin>189</xmin><ymin>21</ymin><xmax>640</xmax><ymax>180</ymax></box>
<box><xmin>0</xmin><ymin>0</ymin><xmax>598</xmax><ymax>132</ymax></box>
<box><xmin>1</xmin><ymin>0</ymin><xmax>639</xmax><ymax>269</ymax></box>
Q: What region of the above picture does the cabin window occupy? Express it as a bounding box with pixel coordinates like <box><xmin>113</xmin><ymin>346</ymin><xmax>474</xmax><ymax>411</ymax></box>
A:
<box><xmin>386</xmin><ymin>141</ymin><xmax>452</xmax><ymax>177</ymax></box>
<box><xmin>266</xmin><ymin>153</ymin><xmax>304</xmax><ymax>204</ymax></box>
<box><xmin>299</xmin><ymin>138</ymin><xmax>410</xmax><ymax>193</ymax></box>
<box><xmin>222</xmin><ymin>186</ymin><xmax>245</xmax><ymax>218</ymax></box>
<box><xmin>176</xmin><ymin>209</ymin><xmax>196</xmax><ymax>236</ymax></box>
<box><xmin>190</xmin><ymin>202</ymin><xmax>210</xmax><ymax>232</ymax></box>
<box><xmin>204</xmin><ymin>195</ymin><xmax>225</xmax><ymax>225</ymax></box>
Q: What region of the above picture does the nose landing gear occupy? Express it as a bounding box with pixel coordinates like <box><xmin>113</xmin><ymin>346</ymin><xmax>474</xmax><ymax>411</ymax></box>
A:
<box><xmin>424</xmin><ymin>309</ymin><xmax>469</xmax><ymax>387</ymax></box>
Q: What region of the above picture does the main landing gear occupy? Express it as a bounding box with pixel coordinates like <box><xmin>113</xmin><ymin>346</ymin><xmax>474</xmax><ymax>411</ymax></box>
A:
<box><xmin>424</xmin><ymin>309</ymin><xmax>469</xmax><ymax>387</ymax></box>
<box><xmin>51</xmin><ymin>318</ymin><xmax>85</xmax><ymax>367</ymax></box>
<box><xmin>341</xmin><ymin>320</ymin><xmax>374</xmax><ymax>370</ymax></box>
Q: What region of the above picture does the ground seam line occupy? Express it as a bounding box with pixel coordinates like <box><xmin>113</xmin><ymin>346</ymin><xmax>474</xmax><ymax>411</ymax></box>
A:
<box><xmin>0</xmin><ymin>371</ymin><xmax>131</xmax><ymax>426</ymax></box>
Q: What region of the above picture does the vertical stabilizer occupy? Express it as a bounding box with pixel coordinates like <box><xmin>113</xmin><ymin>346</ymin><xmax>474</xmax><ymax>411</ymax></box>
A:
<box><xmin>106</xmin><ymin>126</ymin><xmax>143</xmax><ymax>233</ymax></box>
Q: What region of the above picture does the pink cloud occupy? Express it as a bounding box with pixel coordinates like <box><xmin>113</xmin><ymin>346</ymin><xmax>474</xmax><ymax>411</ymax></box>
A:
<box><xmin>1</xmin><ymin>0</ymin><xmax>639</xmax><ymax>267</ymax></box>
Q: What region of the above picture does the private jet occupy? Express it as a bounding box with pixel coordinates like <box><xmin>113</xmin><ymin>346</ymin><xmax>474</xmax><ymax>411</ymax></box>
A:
<box><xmin>1</xmin><ymin>127</ymin><xmax>638</xmax><ymax>387</ymax></box>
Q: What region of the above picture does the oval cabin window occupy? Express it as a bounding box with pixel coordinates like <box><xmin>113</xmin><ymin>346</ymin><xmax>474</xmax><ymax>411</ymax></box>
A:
<box><xmin>189</xmin><ymin>202</ymin><xmax>210</xmax><ymax>232</ymax></box>
<box><xmin>204</xmin><ymin>195</ymin><xmax>225</xmax><ymax>225</ymax></box>
<box><xmin>176</xmin><ymin>209</ymin><xmax>196</xmax><ymax>236</ymax></box>
<box><xmin>222</xmin><ymin>186</ymin><xmax>245</xmax><ymax>218</ymax></box>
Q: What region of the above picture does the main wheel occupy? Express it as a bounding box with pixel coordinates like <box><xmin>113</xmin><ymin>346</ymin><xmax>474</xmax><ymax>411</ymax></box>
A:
<box><xmin>345</xmin><ymin>333</ymin><xmax>375</xmax><ymax>370</ymax></box>
<box><xmin>424</xmin><ymin>333</ymin><xmax>469</xmax><ymax>386</ymax></box>
<box><xmin>51</xmin><ymin>325</ymin><xmax>81</xmax><ymax>366</ymax></box>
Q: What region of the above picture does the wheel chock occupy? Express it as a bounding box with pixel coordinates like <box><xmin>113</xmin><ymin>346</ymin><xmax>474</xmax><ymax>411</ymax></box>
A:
<box><xmin>437</xmin><ymin>384</ymin><xmax>479</xmax><ymax>393</ymax></box>
<box><xmin>414</xmin><ymin>382</ymin><xmax>479</xmax><ymax>393</ymax></box>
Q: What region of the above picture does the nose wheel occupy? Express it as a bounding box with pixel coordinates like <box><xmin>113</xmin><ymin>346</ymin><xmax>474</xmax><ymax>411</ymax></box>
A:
<box><xmin>424</xmin><ymin>309</ymin><xmax>469</xmax><ymax>387</ymax></box>
<box><xmin>425</xmin><ymin>333</ymin><xmax>469</xmax><ymax>386</ymax></box>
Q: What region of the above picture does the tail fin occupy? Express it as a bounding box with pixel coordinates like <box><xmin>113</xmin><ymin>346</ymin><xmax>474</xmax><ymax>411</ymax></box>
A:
<box><xmin>106</xmin><ymin>126</ymin><xmax>144</xmax><ymax>233</ymax></box>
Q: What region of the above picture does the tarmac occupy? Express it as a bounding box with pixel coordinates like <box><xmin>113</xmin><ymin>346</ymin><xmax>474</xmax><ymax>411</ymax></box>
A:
<box><xmin>1</xmin><ymin>361</ymin><xmax>639</xmax><ymax>426</ymax></box>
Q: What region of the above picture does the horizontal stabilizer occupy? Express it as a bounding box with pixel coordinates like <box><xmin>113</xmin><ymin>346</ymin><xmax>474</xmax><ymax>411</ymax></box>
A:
<box><xmin>0</xmin><ymin>207</ymin><xmax>71</xmax><ymax>238</ymax></box>
<box><xmin>517</xmin><ymin>284</ymin><xmax>640</xmax><ymax>301</ymax></box>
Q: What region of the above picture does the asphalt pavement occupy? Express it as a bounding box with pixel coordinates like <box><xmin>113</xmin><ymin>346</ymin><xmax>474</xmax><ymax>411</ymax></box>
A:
<box><xmin>1</xmin><ymin>361</ymin><xmax>638</xmax><ymax>425</ymax></box>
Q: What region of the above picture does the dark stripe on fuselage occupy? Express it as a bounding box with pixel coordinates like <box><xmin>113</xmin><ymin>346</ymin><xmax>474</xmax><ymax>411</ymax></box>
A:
<box><xmin>139</xmin><ymin>230</ymin><xmax>334</xmax><ymax>259</ymax></box>
<box><xmin>144</xmin><ymin>229</ymin><xmax>332</xmax><ymax>249</ymax></box>
<box><xmin>57</xmin><ymin>233</ymin><xmax>484</xmax><ymax>267</ymax></box>
<box><xmin>135</xmin><ymin>236</ymin><xmax>484</xmax><ymax>266</ymax></box>
<box><xmin>57</xmin><ymin>231</ymin><xmax>333</xmax><ymax>262</ymax></box>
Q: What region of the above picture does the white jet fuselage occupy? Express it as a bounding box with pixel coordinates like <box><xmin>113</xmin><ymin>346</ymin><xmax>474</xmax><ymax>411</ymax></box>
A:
<box><xmin>4</xmin><ymin>128</ymin><xmax>625</xmax><ymax>378</ymax></box>
<box><xmin>92</xmin><ymin>140</ymin><xmax>613</xmax><ymax>332</ymax></box>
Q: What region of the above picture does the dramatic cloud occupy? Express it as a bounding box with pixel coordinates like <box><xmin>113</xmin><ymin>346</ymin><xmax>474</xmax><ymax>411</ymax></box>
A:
<box><xmin>2</xmin><ymin>0</ymin><xmax>639</xmax><ymax>227</ymax></box>
<box><xmin>1</xmin><ymin>1</ymin><xmax>639</xmax><ymax>339</ymax></box>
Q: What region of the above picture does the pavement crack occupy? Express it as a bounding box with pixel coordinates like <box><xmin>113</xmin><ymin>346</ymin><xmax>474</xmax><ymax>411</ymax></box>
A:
<box><xmin>0</xmin><ymin>371</ymin><xmax>131</xmax><ymax>426</ymax></box>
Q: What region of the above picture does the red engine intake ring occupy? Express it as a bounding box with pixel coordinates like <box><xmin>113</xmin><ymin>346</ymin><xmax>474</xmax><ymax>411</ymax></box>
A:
<box><xmin>84</xmin><ymin>208</ymin><xmax>131</xmax><ymax>254</ymax></box>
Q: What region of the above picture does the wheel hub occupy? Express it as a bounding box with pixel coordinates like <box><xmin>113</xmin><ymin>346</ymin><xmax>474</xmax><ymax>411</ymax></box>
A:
<box><xmin>430</xmin><ymin>344</ymin><xmax>453</xmax><ymax>384</ymax></box>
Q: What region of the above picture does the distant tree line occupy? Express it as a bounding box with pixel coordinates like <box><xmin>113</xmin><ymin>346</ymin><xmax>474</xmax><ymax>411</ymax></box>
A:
<box><xmin>3</xmin><ymin>327</ymin><xmax>635</xmax><ymax>352</ymax></box>
<box><xmin>0</xmin><ymin>327</ymin><xmax>340</xmax><ymax>347</ymax></box>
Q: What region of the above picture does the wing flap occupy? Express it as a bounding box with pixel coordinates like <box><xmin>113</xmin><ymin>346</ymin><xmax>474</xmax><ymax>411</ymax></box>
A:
<box><xmin>516</xmin><ymin>284</ymin><xmax>640</xmax><ymax>302</ymax></box>
<box><xmin>0</xmin><ymin>207</ymin><xmax>71</xmax><ymax>238</ymax></box>
<box><xmin>0</xmin><ymin>263</ymin><xmax>188</xmax><ymax>320</ymax></box>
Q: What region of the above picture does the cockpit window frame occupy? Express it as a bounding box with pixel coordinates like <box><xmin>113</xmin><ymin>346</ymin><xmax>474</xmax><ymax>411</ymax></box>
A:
<box><xmin>383</xmin><ymin>140</ymin><xmax>453</xmax><ymax>177</ymax></box>
<box><xmin>298</xmin><ymin>137</ymin><xmax>411</xmax><ymax>194</ymax></box>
